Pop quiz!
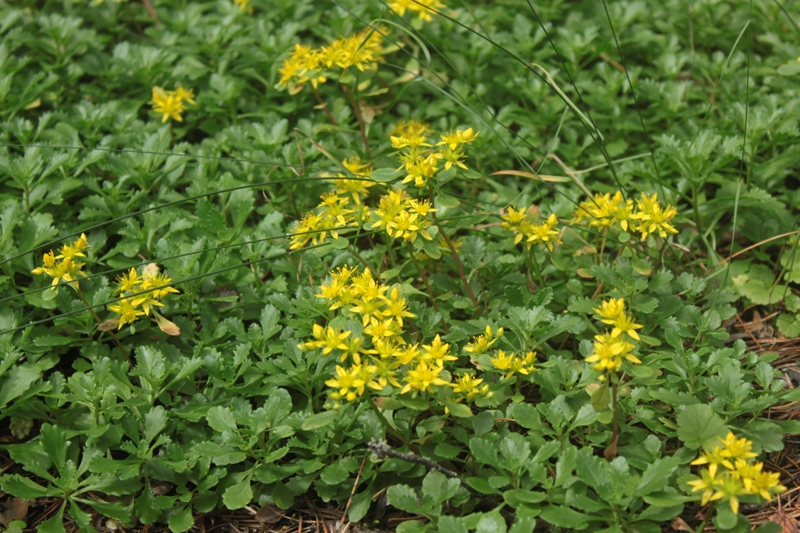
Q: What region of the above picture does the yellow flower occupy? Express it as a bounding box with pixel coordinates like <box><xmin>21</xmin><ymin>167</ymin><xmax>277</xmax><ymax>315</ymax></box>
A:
<box><xmin>389</xmin><ymin>0</ymin><xmax>445</xmax><ymax>20</ymax></box>
<box><xmin>421</xmin><ymin>334</ymin><xmax>456</xmax><ymax>364</ymax></box>
<box><xmin>115</xmin><ymin>268</ymin><xmax>142</xmax><ymax>294</ymax></box>
<box><xmin>750</xmin><ymin>471</ymin><xmax>786</xmax><ymax>500</ymax></box>
<box><xmin>687</xmin><ymin>468</ymin><xmax>723</xmax><ymax>507</ymax></box>
<box><xmin>107</xmin><ymin>298</ymin><xmax>146</xmax><ymax>329</ymax></box>
<box><xmin>610</xmin><ymin>312</ymin><xmax>643</xmax><ymax>341</ymax></box>
<box><xmin>489</xmin><ymin>350</ymin><xmax>530</xmax><ymax>379</ymax></box>
<box><xmin>140</xmin><ymin>264</ymin><xmax>180</xmax><ymax>299</ymax></box>
<box><xmin>55</xmin><ymin>233</ymin><xmax>88</xmax><ymax>260</ymax></box>
<box><xmin>437</xmin><ymin>128</ymin><xmax>478</xmax><ymax>150</ymax></box>
<box><xmin>299</xmin><ymin>324</ymin><xmax>351</xmax><ymax>354</ymax></box>
<box><xmin>691</xmin><ymin>445</ymin><xmax>731</xmax><ymax>477</ymax></box>
<box><xmin>326</xmin><ymin>364</ymin><xmax>367</xmax><ymax>402</ymax></box>
<box><xmin>31</xmin><ymin>234</ymin><xmax>90</xmax><ymax>290</ymax></box>
<box><xmin>719</xmin><ymin>432</ymin><xmax>758</xmax><ymax>462</ymax></box>
<box><xmin>152</xmin><ymin>87</ymin><xmax>186</xmax><ymax>122</ymax></box>
<box><xmin>585</xmin><ymin>333</ymin><xmax>639</xmax><ymax>373</ymax></box>
<box><xmin>451</xmin><ymin>373</ymin><xmax>484</xmax><ymax>400</ymax></box>
<box><xmin>401</xmin><ymin>361</ymin><xmax>448</xmax><ymax>394</ymax></box>
<box><xmin>464</xmin><ymin>325</ymin><xmax>503</xmax><ymax>354</ymax></box>
<box><xmin>380</xmin><ymin>287</ymin><xmax>416</xmax><ymax>326</ymax></box>
<box><xmin>593</xmin><ymin>298</ymin><xmax>626</xmax><ymax>323</ymax></box>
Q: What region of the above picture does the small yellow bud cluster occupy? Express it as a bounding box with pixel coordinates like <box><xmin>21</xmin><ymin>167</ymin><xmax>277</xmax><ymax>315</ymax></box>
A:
<box><xmin>31</xmin><ymin>234</ymin><xmax>89</xmax><ymax>290</ymax></box>
<box><xmin>585</xmin><ymin>298</ymin><xmax>642</xmax><ymax>374</ymax></box>
<box><xmin>391</xmin><ymin>125</ymin><xmax>478</xmax><ymax>188</ymax></box>
<box><xmin>574</xmin><ymin>191</ymin><xmax>678</xmax><ymax>240</ymax></box>
<box><xmin>151</xmin><ymin>85</ymin><xmax>196</xmax><ymax>123</ymax></box>
<box><xmin>489</xmin><ymin>349</ymin><xmax>536</xmax><ymax>380</ymax></box>
<box><xmin>464</xmin><ymin>326</ymin><xmax>535</xmax><ymax>381</ymax></box>
<box><xmin>277</xmin><ymin>28</ymin><xmax>385</xmax><ymax>94</ymax></box>
<box><xmin>300</xmin><ymin>266</ymin><xmax>490</xmax><ymax>410</ymax></box>
<box><xmin>289</xmin><ymin>191</ymin><xmax>359</xmax><ymax>250</ymax></box>
<box><xmin>106</xmin><ymin>263</ymin><xmax>180</xmax><ymax>335</ymax></box>
<box><xmin>369</xmin><ymin>189</ymin><xmax>437</xmax><ymax>244</ymax></box>
<box><xmin>232</xmin><ymin>0</ymin><xmax>251</xmax><ymax>12</ymax></box>
<box><xmin>500</xmin><ymin>208</ymin><xmax>562</xmax><ymax>251</ymax></box>
<box><xmin>335</xmin><ymin>157</ymin><xmax>376</xmax><ymax>205</ymax></box>
<box><xmin>388</xmin><ymin>0</ymin><xmax>446</xmax><ymax>21</ymax></box>
<box><xmin>688</xmin><ymin>432</ymin><xmax>786</xmax><ymax>514</ymax></box>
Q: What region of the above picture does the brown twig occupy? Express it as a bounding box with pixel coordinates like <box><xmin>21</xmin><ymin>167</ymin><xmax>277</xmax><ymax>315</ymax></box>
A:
<box><xmin>141</xmin><ymin>0</ymin><xmax>161</xmax><ymax>24</ymax></box>
<box><xmin>368</xmin><ymin>439</ymin><xmax>459</xmax><ymax>478</ymax></box>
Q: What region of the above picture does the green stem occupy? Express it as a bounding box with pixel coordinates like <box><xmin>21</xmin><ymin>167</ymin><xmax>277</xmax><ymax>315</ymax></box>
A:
<box><xmin>429</xmin><ymin>208</ymin><xmax>479</xmax><ymax>311</ymax></box>
<box><xmin>368</xmin><ymin>398</ymin><xmax>417</xmax><ymax>452</ymax></box>
<box><xmin>529</xmin><ymin>248</ymin><xmax>546</xmax><ymax>289</ymax></box>
<box><xmin>76</xmin><ymin>287</ymin><xmax>131</xmax><ymax>365</ymax></box>
<box><xmin>346</xmin><ymin>244</ymin><xmax>374</xmax><ymax>276</ymax></box>
<box><xmin>694</xmin><ymin>502</ymin><xmax>716</xmax><ymax>533</ymax></box>
<box><xmin>407</xmin><ymin>245</ymin><xmax>450</xmax><ymax>334</ymax></box>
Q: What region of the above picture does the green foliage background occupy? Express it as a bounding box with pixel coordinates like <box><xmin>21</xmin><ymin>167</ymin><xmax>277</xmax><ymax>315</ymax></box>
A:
<box><xmin>2</xmin><ymin>0</ymin><xmax>800</xmax><ymax>532</ymax></box>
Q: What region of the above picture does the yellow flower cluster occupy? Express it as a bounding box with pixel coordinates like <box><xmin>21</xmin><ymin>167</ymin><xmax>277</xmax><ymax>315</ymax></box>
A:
<box><xmin>392</xmin><ymin>125</ymin><xmax>478</xmax><ymax>188</ymax></box>
<box><xmin>369</xmin><ymin>189</ymin><xmax>437</xmax><ymax>244</ymax></box>
<box><xmin>301</xmin><ymin>266</ymin><xmax>489</xmax><ymax>410</ymax></box>
<box><xmin>585</xmin><ymin>298</ymin><xmax>642</xmax><ymax>373</ymax></box>
<box><xmin>573</xmin><ymin>191</ymin><xmax>678</xmax><ymax>240</ymax></box>
<box><xmin>463</xmin><ymin>326</ymin><xmax>536</xmax><ymax>381</ymax></box>
<box><xmin>489</xmin><ymin>350</ymin><xmax>536</xmax><ymax>380</ymax></box>
<box><xmin>277</xmin><ymin>28</ymin><xmax>385</xmax><ymax>93</ymax></box>
<box><xmin>289</xmin><ymin>190</ymin><xmax>360</xmax><ymax>250</ymax></box>
<box><xmin>388</xmin><ymin>0</ymin><xmax>446</xmax><ymax>21</ymax></box>
<box><xmin>107</xmin><ymin>263</ymin><xmax>180</xmax><ymax>335</ymax></box>
<box><xmin>500</xmin><ymin>209</ymin><xmax>562</xmax><ymax>251</ymax></box>
<box><xmin>335</xmin><ymin>157</ymin><xmax>376</xmax><ymax>205</ymax></box>
<box><xmin>688</xmin><ymin>432</ymin><xmax>786</xmax><ymax>514</ymax></box>
<box><xmin>31</xmin><ymin>234</ymin><xmax>90</xmax><ymax>290</ymax></box>
<box><xmin>151</xmin><ymin>85</ymin><xmax>196</xmax><ymax>123</ymax></box>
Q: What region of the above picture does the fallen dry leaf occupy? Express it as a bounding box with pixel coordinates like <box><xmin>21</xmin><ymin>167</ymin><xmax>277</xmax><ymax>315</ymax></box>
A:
<box><xmin>0</xmin><ymin>498</ymin><xmax>29</xmax><ymax>526</ymax></box>
<box><xmin>767</xmin><ymin>511</ymin><xmax>799</xmax><ymax>533</ymax></box>
<box><xmin>255</xmin><ymin>504</ymin><xmax>282</xmax><ymax>524</ymax></box>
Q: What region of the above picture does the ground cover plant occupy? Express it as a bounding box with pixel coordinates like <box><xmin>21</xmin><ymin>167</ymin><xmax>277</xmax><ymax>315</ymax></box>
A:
<box><xmin>2</xmin><ymin>0</ymin><xmax>800</xmax><ymax>531</ymax></box>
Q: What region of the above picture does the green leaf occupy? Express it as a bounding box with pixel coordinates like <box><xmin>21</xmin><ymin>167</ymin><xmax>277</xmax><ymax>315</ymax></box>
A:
<box><xmin>469</xmin><ymin>437</ymin><xmax>499</xmax><ymax>468</ymax></box>
<box><xmin>633</xmin><ymin>456</ymin><xmax>680</xmax><ymax>497</ymax></box>
<box><xmin>444</xmin><ymin>402</ymin><xmax>472</xmax><ymax>417</ymax></box>
<box><xmin>135</xmin><ymin>484</ymin><xmax>161</xmax><ymax>525</ymax></box>
<box><xmin>508</xmin><ymin>402</ymin><xmax>542</xmax><ymax>429</ymax></box>
<box><xmin>422</xmin><ymin>471</ymin><xmax>460</xmax><ymax>506</ymax></box>
<box><xmin>590</xmin><ymin>383</ymin><xmax>611</xmax><ymax>412</ymax></box>
<box><xmin>206</xmin><ymin>406</ymin><xmax>238</xmax><ymax>434</ymax></box>
<box><xmin>222</xmin><ymin>481</ymin><xmax>253</xmax><ymax>509</ymax></box>
<box><xmin>777</xmin><ymin>61</ymin><xmax>800</xmax><ymax>75</ymax></box>
<box><xmin>39</xmin><ymin>424</ymin><xmax>68</xmax><ymax>476</ymax></box>
<box><xmin>1</xmin><ymin>474</ymin><xmax>51</xmax><ymax>499</ymax></box>
<box><xmin>144</xmin><ymin>406</ymin><xmax>168</xmax><ymax>443</ymax></box>
<box><xmin>508</xmin><ymin>517</ymin><xmax>536</xmax><ymax>533</ymax></box>
<box><xmin>476</xmin><ymin>512</ymin><xmax>507</xmax><ymax>533</ymax></box>
<box><xmin>370</xmin><ymin>168</ymin><xmax>402</xmax><ymax>182</ymax></box>
<box><xmin>676</xmin><ymin>404</ymin><xmax>728</xmax><ymax>450</ymax></box>
<box><xmin>714</xmin><ymin>505</ymin><xmax>738</xmax><ymax>530</ymax></box>
<box><xmin>348</xmin><ymin>490</ymin><xmax>372</xmax><ymax>523</ymax></box>
<box><xmin>503</xmin><ymin>489</ymin><xmax>547</xmax><ymax>508</ymax></box>
<box><xmin>438</xmin><ymin>516</ymin><xmax>468</xmax><ymax>533</ymax></box>
<box><xmin>0</xmin><ymin>363</ymin><xmax>42</xmax><ymax>410</ymax></box>
<box><xmin>301</xmin><ymin>410</ymin><xmax>338</xmax><ymax>430</ymax></box>
<box><xmin>466</xmin><ymin>477</ymin><xmax>501</xmax><ymax>495</ymax></box>
<box><xmin>167</xmin><ymin>505</ymin><xmax>195</xmax><ymax>533</ymax></box>
<box><xmin>538</xmin><ymin>505</ymin><xmax>594</xmax><ymax>529</ymax></box>
<box><xmin>37</xmin><ymin>502</ymin><xmax>66</xmax><ymax>533</ymax></box>
<box><xmin>387</xmin><ymin>484</ymin><xmax>423</xmax><ymax>514</ymax></box>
